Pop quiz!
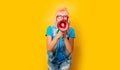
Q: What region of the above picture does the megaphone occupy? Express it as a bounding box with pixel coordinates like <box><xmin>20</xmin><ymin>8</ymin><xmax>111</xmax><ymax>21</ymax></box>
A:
<box><xmin>57</xmin><ymin>20</ymin><xmax>69</xmax><ymax>32</ymax></box>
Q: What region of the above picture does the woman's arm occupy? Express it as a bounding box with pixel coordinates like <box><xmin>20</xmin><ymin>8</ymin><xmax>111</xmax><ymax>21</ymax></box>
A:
<box><xmin>64</xmin><ymin>37</ymin><xmax>74</xmax><ymax>54</ymax></box>
<box><xmin>63</xmin><ymin>32</ymin><xmax>74</xmax><ymax>54</ymax></box>
<box><xmin>46</xmin><ymin>31</ymin><xmax>63</xmax><ymax>52</ymax></box>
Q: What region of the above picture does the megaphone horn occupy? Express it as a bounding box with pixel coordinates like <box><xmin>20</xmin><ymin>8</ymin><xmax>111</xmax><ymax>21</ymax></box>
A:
<box><xmin>57</xmin><ymin>20</ymin><xmax>68</xmax><ymax>32</ymax></box>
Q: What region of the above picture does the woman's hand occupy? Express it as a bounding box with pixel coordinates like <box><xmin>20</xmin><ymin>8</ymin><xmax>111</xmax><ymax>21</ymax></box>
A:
<box><xmin>62</xmin><ymin>31</ymin><xmax>67</xmax><ymax>38</ymax></box>
<box><xmin>46</xmin><ymin>30</ymin><xmax>64</xmax><ymax>52</ymax></box>
<box><xmin>56</xmin><ymin>30</ymin><xmax>67</xmax><ymax>38</ymax></box>
<box><xmin>56</xmin><ymin>31</ymin><xmax>63</xmax><ymax>39</ymax></box>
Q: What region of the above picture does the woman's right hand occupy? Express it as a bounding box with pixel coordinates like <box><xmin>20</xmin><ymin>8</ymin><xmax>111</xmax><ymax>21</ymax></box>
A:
<box><xmin>56</xmin><ymin>31</ymin><xmax>63</xmax><ymax>39</ymax></box>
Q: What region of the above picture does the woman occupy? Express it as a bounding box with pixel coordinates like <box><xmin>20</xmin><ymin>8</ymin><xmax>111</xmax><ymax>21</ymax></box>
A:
<box><xmin>45</xmin><ymin>8</ymin><xmax>75</xmax><ymax>70</ymax></box>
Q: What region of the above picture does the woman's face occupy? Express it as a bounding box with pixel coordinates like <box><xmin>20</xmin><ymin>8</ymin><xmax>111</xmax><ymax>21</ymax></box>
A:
<box><xmin>56</xmin><ymin>11</ymin><xmax>69</xmax><ymax>23</ymax></box>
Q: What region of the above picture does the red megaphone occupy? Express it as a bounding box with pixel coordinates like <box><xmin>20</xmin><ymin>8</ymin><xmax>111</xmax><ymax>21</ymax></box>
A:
<box><xmin>57</xmin><ymin>20</ymin><xmax>68</xmax><ymax>32</ymax></box>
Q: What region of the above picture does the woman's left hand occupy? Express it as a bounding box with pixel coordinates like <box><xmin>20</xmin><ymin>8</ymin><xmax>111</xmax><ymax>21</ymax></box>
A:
<box><xmin>62</xmin><ymin>31</ymin><xmax>67</xmax><ymax>38</ymax></box>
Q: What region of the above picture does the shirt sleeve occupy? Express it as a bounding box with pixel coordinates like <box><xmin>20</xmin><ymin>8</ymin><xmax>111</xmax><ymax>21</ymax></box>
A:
<box><xmin>68</xmin><ymin>27</ymin><xmax>76</xmax><ymax>38</ymax></box>
<box><xmin>45</xmin><ymin>26</ymin><xmax>53</xmax><ymax>36</ymax></box>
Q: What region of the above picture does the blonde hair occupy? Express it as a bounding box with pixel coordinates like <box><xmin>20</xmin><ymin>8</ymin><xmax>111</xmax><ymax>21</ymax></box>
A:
<box><xmin>52</xmin><ymin>7</ymin><xmax>70</xmax><ymax>28</ymax></box>
<box><xmin>56</xmin><ymin>7</ymin><xmax>69</xmax><ymax>15</ymax></box>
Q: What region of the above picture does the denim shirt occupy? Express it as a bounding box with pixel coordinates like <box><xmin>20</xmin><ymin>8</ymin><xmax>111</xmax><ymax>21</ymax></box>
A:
<box><xmin>45</xmin><ymin>25</ymin><xmax>75</xmax><ymax>64</ymax></box>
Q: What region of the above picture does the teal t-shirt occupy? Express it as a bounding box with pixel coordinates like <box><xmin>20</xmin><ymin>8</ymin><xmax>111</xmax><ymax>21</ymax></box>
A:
<box><xmin>45</xmin><ymin>26</ymin><xmax>75</xmax><ymax>38</ymax></box>
<box><xmin>45</xmin><ymin>26</ymin><xmax>75</xmax><ymax>63</ymax></box>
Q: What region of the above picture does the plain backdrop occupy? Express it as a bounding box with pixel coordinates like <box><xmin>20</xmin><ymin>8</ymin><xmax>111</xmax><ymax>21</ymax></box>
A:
<box><xmin>0</xmin><ymin>0</ymin><xmax>120</xmax><ymax>70</ymax></box>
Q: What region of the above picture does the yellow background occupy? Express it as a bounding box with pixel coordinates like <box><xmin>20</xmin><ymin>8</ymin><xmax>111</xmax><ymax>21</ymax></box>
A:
<box><xmin>0</xmin><ymin>0</ymin><xmax>120</xmax><ymax>70</ymax></box>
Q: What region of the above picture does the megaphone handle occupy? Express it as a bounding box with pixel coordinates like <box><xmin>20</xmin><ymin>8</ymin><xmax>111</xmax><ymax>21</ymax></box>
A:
<box><xmin>56</xmin><ymin>29</ymin><xmax>59</xmax><ymax>34</ymax></box>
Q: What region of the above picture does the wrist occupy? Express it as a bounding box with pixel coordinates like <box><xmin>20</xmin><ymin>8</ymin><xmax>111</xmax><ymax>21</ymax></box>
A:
<box><xmin>63</xmin><ymin>35</ymin><xmax>67</xmax><ymax>39</ymax></box>
<box><xmin>56</xmin><ymin>35</ymin><xmax>60</xmax><ymax>39</ymax></box>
